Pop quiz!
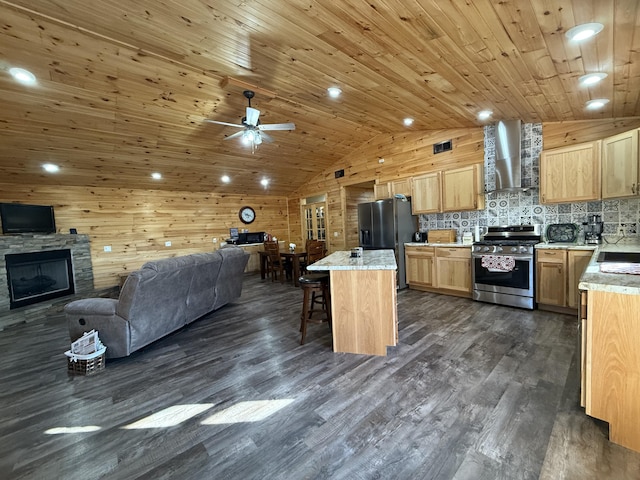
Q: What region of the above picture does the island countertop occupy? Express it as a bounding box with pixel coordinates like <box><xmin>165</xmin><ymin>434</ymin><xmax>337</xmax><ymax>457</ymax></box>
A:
<box><xmin>307</xmin><ymin>249</ymin><xmax>397</xmax><ymax>271</ymax></box>
<box><xmin>579</xmin><ymin>241</ymin><xmax>640</xmax><ymax>295</ymax></box>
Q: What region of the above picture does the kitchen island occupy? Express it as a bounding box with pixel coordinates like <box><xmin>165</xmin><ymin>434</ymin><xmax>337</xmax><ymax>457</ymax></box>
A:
<box><xmin>307</xmin><ymin>249</ymin><xmax>397</xmax><ymax>356</ymax></box>
<box><xmin>578</xmin><ymin>242</ymin><xmax>640</xmax><ymax>453</ymax></box>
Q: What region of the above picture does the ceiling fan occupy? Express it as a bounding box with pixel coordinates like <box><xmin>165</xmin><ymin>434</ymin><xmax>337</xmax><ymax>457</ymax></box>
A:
<box><xmin>205</xmin><ymin>90</ymin><xmax>295</xmax><ymax>151</ymax></box>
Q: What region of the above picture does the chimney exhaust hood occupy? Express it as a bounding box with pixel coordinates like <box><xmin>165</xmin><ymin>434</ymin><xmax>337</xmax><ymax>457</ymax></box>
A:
<box><xmin>490</xmin><ymin>119</ymin><xmax>531</xmax><ymax>193</ymax></box>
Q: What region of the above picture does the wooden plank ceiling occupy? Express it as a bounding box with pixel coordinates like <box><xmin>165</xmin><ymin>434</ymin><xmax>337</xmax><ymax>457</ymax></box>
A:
<box><xmin>0</xmin><ymin>0</ymin><xmax>638</xmax><ymax>196</ymax></box>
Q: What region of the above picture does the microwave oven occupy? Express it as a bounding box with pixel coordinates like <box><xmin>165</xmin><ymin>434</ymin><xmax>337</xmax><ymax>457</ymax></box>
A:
<box><xmin>236</xmin><ymin>231</ymin><xmax>265</xmax><ymax>244</ymax></box>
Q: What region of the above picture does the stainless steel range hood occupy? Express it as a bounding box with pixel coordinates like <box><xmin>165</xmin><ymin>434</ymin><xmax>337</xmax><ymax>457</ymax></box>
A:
<box><xmin>490</xmin><ymin>119</ymin><xmax>530</xmax><ymax>193</ymax></box>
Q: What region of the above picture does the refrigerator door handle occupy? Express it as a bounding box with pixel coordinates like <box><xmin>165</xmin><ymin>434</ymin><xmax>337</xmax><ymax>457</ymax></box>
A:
<box><xmin>361</xmin><ymin>229</ymin><xmax>370</xmax><ymax>245</ymax></box>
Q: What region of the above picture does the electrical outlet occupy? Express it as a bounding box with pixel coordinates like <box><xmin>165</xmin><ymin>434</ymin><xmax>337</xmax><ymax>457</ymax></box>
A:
<box><xmin>212</xmin><ymin>238</ymin><xmax>218</xmax><ymax>243</ymax></box>
<box><xmin>103</xmin><ymin>245</ymin><xmax>111</xmax><ymax>252</ymax></box>
<box><xmin>165</xmin><ymin>241</ymin><xmax>172</xmax><ymax>247</ymax></box>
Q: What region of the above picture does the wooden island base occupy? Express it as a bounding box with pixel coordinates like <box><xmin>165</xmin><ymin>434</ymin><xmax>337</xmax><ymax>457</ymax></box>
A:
<box><xmin>330</xmin><ymin>269</ymin><xmax>398</xmax><ymax>356</ymax></box>
<box><xmin>307</xmin><ymin>249</ymin><xmax>399</xmax><ymax>356</ymax></box>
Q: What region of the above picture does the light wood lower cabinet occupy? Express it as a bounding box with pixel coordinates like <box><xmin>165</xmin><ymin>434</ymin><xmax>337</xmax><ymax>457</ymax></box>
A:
<box><xmin>405</xmin><ymin>245</ymin><xmax>471</xmax><ymax>297</ymax></box>
<box><xmin>536</xmin><ymin>247</ymin><xmax>593</xmax><ymax>311</ymax></box>
<box><xmin>404</xmin><ymin>245</ymin><xmax>435</xmax><ymax>288</ymax></box>
<box><xmin>582</xmin><ymin>289</ymin><xmax>640</xmax><ymax>453</ymax></box>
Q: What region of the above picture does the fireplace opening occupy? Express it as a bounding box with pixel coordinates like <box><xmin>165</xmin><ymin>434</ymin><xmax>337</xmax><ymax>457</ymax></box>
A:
<box><xmin>5</xmin><ymin>249</ymin><xmax>75</xmax><ymax>309</ymax></box>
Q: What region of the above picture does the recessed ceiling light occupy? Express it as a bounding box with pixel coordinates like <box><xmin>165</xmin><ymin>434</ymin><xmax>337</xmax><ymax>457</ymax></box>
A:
<box><xmin>9</xmin><ymin>67</ymin><xmax>37</xmax><ymax>85</ymax></box>
<box><xmin>42</xmin><ymin>163</ymin><xmax>59</xmax><ymax>173</ymax></box>
<box><xmin>221</xmin><ymin>175</ymin><xmax>230</xmax><ymax>183</ymax></box>
<box><xmin>565</xmin><ymin>23</ymin><xmax>604</xmax><ymax>42</ymax></box>
<box><xmin>403</xmin><ymin>117</ymin><xmax>414</xmax><ymax>127</ymax></box>
<box><xmin>327</xmin><ymin>87</ymin><xmax>342</xmax><ymax>98</ymax></box>
<box><xmin>478</xmin><ymin>110</ymin><xmax>493</xmax><ymax>120</ymax></box>
<box><xmin>579</xmin><ymin>72</ymin><xmax>608</xmax><ymax>86</ymax></box>
<box><xmin>260</xmin><ymin>178</ymin><xmax>269</xmax><ymax>187</ymax></box>
<box><xmin>585</xmin><ymin>98</ymin><xmax>609</xmax><ymax>110</ymax></box>
<box><xmin>151</xmin><ymin>172</ymin><xmax>162</xmax><ymax>180</ymax></box>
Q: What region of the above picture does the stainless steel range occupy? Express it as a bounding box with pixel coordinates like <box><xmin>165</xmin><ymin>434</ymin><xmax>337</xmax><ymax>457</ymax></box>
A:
<box><xmin>472</xmin><ymin>224</ymin><xmax>542</xmax><ymax>309</ymax></box>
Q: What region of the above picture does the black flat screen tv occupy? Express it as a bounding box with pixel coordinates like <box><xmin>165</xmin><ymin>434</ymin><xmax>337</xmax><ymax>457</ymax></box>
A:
<box><xmin>0</xmin><ymin>203</ymin><xmax>56</xmax><ymax>234</ymax></box>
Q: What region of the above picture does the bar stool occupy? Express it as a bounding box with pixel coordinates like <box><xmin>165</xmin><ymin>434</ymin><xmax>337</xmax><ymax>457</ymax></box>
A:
<box><xmin>298</xmin><ymin>273</ymin><xmax>331</xmax><ymax>345</ymax></box>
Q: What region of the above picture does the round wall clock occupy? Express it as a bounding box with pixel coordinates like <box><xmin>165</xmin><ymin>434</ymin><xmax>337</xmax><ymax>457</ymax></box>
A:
<box><xmin>239</xmin><ymin>206</ymin><xmax>256</xmax><ymax>224</ymax></box>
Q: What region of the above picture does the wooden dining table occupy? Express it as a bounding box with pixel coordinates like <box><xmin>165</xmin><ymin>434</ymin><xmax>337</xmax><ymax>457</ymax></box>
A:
<box><xmin>258</xmin><ymin>250</ymin><xmax>308</xmax><ymax>287</ymax></box>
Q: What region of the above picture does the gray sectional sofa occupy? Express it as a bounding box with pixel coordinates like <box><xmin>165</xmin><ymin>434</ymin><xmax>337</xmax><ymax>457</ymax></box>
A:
<box><xmin>65</xmin><ymin>247</ymin><xmax>249</xmax><ymax>358</ymax></box>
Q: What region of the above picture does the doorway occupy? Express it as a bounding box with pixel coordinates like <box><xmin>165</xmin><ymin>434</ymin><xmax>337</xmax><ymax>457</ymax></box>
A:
<box><xmin>343</xmin><ymin>181</ymin><xmax>375</xmax><ymax>249</ymax></box>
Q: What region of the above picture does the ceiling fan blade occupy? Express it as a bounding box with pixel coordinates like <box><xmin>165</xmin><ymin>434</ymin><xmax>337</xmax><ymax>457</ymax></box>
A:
<box><xmin>246</xmin><ymin>107</ymin><xmax>260</xmax><ymax>126</ymax></box>
<box><xmin>260</xmin><ymin>132</ymin><xmax>274</xmax><ymax>143</ymax></box>
<box><xmin>204</xmin><ymin>119</ymin><xmax>245</xmax><ymax>128</ymax></box>
<box><xmin>259</xmin><ymin>123</ymin><xmax>296</xmax><ymax>131</ymax></box>
<box><xmin>223</xmin><ymin>130</ymin><xmax>246</xmax><ymax>141</ymax></box>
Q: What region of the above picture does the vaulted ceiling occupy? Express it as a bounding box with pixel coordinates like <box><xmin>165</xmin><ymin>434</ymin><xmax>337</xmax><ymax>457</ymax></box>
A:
<box><xmin>1</xmin><ymin>0</ymin><xmax>638</xmax><ymax>196</ymax></box>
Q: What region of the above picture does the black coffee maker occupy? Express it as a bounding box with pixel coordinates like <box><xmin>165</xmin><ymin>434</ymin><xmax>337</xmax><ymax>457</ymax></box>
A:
<box><xmin>585</xmin><ymin>215</ymin><xmax>603</xmax><ymax>244</ymax></box>
<box><xmin>413</xmin><ymin>231</ymin><xmax>428</xmax><ymax>242</ymax></box>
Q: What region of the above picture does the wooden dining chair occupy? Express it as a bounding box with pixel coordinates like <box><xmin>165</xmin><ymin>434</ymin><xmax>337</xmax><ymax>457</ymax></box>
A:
<box><xmin>263</xmin><ymin>241</ymin><xmax>285</xmax><ymax>283</ymax></box>
<box><xmin>301</xmin><ymin>240</ymin><xmax>327</xmax><ymax>274</ymax></box>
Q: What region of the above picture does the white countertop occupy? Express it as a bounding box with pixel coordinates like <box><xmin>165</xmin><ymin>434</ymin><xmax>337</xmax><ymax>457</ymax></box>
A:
<box><xmin>535</xmin><ymin>242</ymin><xmax>597</xmax><ymax>250</ymax></box>
<box><xmin>579</xmin><ymin>241</ymin><xmax>640</xmax><ymax>294</ymax></box>
<box><xmin>307</xmin><ymin>249</ymin><xmax>397</xmax><ymax>271</ymax></box>
<box><xmin>405</xmin><ymin>242</ymin><xmax>471</xmax><ymax>248</ymax></box>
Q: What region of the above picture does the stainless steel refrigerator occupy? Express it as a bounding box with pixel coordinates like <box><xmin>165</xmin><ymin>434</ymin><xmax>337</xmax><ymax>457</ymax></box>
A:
<box><xmin>358</xmin><ymin>197</ymin><xmax>416</xmax><ymax>289</ymax></box>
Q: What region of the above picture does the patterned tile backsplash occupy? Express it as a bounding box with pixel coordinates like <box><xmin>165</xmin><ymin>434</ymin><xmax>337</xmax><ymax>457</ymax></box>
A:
<box><xmin>419</xmin><ymin>123</ymin><xmax>640</xmax><ymax>239</ymax></box>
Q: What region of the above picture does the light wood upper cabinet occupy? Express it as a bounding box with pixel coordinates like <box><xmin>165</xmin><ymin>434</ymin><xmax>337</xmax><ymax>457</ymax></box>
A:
<box><xmin>390</xmin><ymin>178</ymin><xmax>412</xmax><ymax>197</ymax></box>
<box><xmin>441</xmin><ymin>164</ymin><xmax>484</xmax><ymax>212</ymax></box>
<box><xmin>375</xmin><ymin>178</ymin><xmax>413</xmax><ymax>200</ymax></box>
<box><xmin>601</xmin><ymin>129</ymin><xmax>639</xmax><ymax>199</ymax></box>
<box><xmin>412</xmin><ymin>172</ymin><xmax>441</xmax><ymax>214</ymax></box>
<box><xmin>373</xmin><ymin>182</ymin><xmax>390</xmax><ymax>200</ymax></box>
<box><xmin>411</xmin><ymin>165</ymin><xmax>483</xmax><ymax>214</ymax></box>
<box><xmin>540</xmin><ymin>141</ymin><xmax>601</xmax><ymax>204</ymax></box>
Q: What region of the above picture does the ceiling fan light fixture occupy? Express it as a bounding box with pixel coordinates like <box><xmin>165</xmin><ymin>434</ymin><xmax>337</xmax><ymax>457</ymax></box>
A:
<box><xmin>579</xmin><ymin>72</ymin><xmax>607</xmax><ymax>86</ymax></box>
<box><xmin>403</xmin><ymin>117</ymin><xmax>414</xmax><ymax>127</ymax></box>
<box><xmin>585</xmin><ymin>98</ymin><xmax>609</xmax><ymax>110</ymax></box>
<box><xmin>327</xmin><ymin>87</ymin><xmax>342</xmax><ymax>98</ymax></box>
<box><xmin>565</xmin><ymin>23</ymin><xmax>603</xmax><ymax>42</ymax></box>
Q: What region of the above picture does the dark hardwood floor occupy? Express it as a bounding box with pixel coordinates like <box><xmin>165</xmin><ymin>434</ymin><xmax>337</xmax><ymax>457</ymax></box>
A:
<box><xmin>1</xmin><ymin>274</ymin><xmax>639</xmax><ymax>479</ymax></box>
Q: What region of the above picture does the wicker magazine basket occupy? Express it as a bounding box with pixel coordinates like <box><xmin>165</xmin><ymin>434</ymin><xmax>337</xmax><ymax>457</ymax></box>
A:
<box><xmin>65</xmin><ymin>347</ymin><xmax>106</xmax><ymax>375</ymax></box>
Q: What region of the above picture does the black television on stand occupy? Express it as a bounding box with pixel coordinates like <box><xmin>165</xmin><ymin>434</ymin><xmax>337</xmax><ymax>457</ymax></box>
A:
<box><xmin>0</xmin><ymin>203</ymin><xmax>57</xmax><ymax>234</ymax></box>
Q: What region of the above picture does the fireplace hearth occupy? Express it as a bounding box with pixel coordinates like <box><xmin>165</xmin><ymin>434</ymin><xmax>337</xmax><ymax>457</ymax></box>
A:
<box><xmin>0</xmin><ymin>234</ymin><xmax>94</xmax><ymax>313</ymax></box>
<box><xmin>6</xmin><ymin>249</ymin><xmax>75</xmax><ymax>309</ymax></box>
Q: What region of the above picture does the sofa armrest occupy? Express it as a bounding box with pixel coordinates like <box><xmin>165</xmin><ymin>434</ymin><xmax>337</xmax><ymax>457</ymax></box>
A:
<box><xmin>65</xmin><ymin>298</ymin><xmax>130</xmax><ymax>359</ymax></box>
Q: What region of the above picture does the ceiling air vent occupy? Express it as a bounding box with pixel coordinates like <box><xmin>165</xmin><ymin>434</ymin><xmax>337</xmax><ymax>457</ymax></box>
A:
<box><xmin>433</xmin><ymin>140</ymin><xmax>452</xmax><ymax>154</ymax></box>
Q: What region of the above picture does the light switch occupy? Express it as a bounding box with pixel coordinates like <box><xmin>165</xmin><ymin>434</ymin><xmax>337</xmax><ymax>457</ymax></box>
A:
<box><xmin>165</xmin><ymin>241</ymin><xmax>172</xmax><ymax>247</ymax></box>
<box><xmin>103</xmin><ymin>246</ymin><xmax>111</xmax><ymax>252</ymax></box>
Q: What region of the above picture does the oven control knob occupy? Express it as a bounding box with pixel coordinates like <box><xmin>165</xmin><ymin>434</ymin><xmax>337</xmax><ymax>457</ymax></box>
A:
<box><xmin>510</xmin><ymin>246</ymin><xmax>518</xmax><ymax>253</ymax></box>
<box><xmin>482</xmin><ymin>246</ymin><xmax>491</xmax><ymax>252</ymax></box>
<box><xmin>520</xmin><ymin>246</ymin><xmax>529</xmax><ymax>253</ymax></box>
<box><xmin>496</xmin><ymin>246</ymin><xmax>503</xmax><ymax>253</ymax></box>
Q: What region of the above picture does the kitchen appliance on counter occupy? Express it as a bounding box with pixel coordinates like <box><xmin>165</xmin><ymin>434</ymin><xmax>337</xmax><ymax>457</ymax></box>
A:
<box><xmin>472</xmin><ymin>224</ymin><xmax>542</xmax><ymax>309</ymax></box>
<box><xmin>585</xmin><ymin>215</ymin><xmax>603</xmax><ymax>244</ymax></box>
<box><xmin>358</xmin><ymin>197</ymin><xmax>416</xmax><ymax>289</ymax></box>
<box><xmin>414</xmin><ymin>231</ymin><xmax>428</xmax><ymax>242</ymax></box>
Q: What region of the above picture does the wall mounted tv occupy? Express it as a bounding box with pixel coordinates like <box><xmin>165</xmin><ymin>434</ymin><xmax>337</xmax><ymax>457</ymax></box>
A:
<box><xmin>0</xmin><ymin>203</ymin><xmax>56</xmax><ymax>234</ymax></box>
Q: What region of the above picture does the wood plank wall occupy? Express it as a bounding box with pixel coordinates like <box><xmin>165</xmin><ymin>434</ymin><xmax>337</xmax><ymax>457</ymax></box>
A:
<box><xmin>289</xmin><ymin>119</ymin><xmax>640</xmax><ymax>252</ymax></box>
<box><xmin>291</xmin><ymin>128</ymin><xmax>485</xmax><ymax>251</ymax></box>
<box><xmin>0</xmin><ymin>184</ymin><xmax>289</xmax><ymax>288</ymax></box>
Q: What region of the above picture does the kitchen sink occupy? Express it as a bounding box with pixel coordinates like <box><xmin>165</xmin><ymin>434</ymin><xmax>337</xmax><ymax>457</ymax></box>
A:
<box><xmin>597</xmin><ymin>251</ymin><xmax>640</xmax><ymax>263</ymax></box>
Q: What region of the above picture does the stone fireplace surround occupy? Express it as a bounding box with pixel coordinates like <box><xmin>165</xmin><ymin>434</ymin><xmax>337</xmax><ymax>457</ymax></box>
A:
<box><xmin>0</xmin><ymin>234</ymin><xmax>94</xmax><ymax>313</ymax></box>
